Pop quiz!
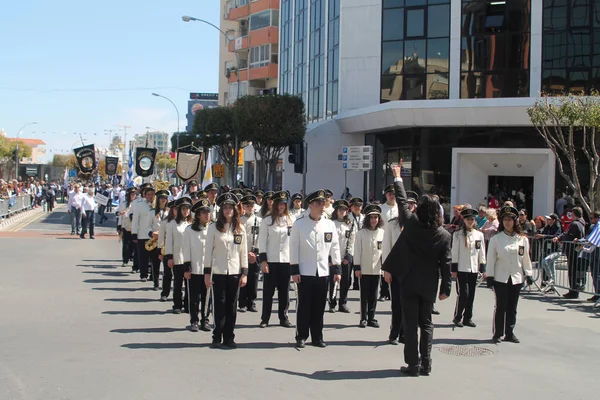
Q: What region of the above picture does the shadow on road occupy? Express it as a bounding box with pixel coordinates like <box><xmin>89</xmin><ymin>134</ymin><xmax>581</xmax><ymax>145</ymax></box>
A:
<box><xmin>432</xmin><ymin>337</ymin><xmax>495</xmax><ymax>345</ymax></box>
<box><xmin>77</xmin><ymin>264</ymin><xmax>118</xmax><ymax>269</ymax></box>
<box><xmin>265</xmin><ymin>367</ymin><xmax>401</xmax><ymax>380</ymax></box>
<box><xmin>121</xmin><ymin>342</ymin><xmax>211</xmax><ymax>350</ymax></box>
<box><xmin>102</xmin><ymin>310</ymin><xmax>169</xmax><ymax>316</ymax></box>
<box><xmin>111</xmin><ymin>327</ymin><xmax>187</xmax><ymax>334</ymax></box>
<box><xmin>82</xmin><ymin>271</ymin><xmax>130</xmax><ymax>277</ymax></box>
<box><xmin>82</xmin><ymin>259</ymin><xmax>123</xmax><ymax>262</ymax></box>
<box><xmin>522</xmin><ymin>292</ymin><xmax>600</xmax><ymax>315</ymax></box>
<box><xmin>104</xmin><ymin>297</ymin><xmax>158</xmax><ymax>303</ymax></box>
<box><xmin>84</xmin><ymin>278</ymin><xmax>133</xmax><ymax>284</ymax></box>
<box><xmin>92</xmin><ymin>287</ymin><xmax>155</xmax><ymax>292</ymax></box>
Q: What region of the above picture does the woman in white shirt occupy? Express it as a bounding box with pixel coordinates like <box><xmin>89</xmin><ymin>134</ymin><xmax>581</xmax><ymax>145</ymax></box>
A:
<box><xmin>159</xmin><ymin>201</ymin><xmax>177</xmax><ymax>302</ymax></box>
<box><xmin>183</xmin><ymin>199</ymin><xmax>212</xmax><ymax>332</ymax></box>
<box><xmin>116</xmin><ymin>188</ymin><xmax>138</xmax><ymax>270</ymax></box>
<box><xmin>486</xmin><ymin>206</ymin><xmax>534</xmax><ymax>344</ymax></box>
<box><xmin>354</xmin><ymin>204</ymin><xmax>385</xmax><ymax>328</ymax></box>
<box><xmin>329</xmin><ymin>199</ymin><xmax>355</xmax><ymax>313</ymax></box>
<box><xmin>289</xmin><ymin>193</ymin><xmax>304</xmax><ymax>218</ymax></box>
<box><xmin>149</xmin><ymin>190</ymin><xmax>170</xmax><ymax>291</ymax></box>
<box><xmin>451</xmin><ymin>208</ymin><xmax>487</xmax><ymax>328</ymax></box>
<box><xmin>204</xmin><ymin>193</ymin><xmax>248</xmax><ymax>348</ymax></box>
<box><xmin>165</xmin><ymin>197</ymin><xmax>193</xmax><ymax>314</ymax></box>
<box><xmin>258</xmin><ymin>191</ymin><xmax>295</xmax><ymax>328</ymax></box>
<box><xmin>259</xmin><ymin>191</ymin><xmax>274</xmax><ymax>218</ymax></box>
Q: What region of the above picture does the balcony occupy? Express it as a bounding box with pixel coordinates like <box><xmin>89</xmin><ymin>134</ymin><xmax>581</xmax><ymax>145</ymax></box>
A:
<box><xmin>229</xmin><ymin>36</ymin><xmax>249</xmax><ymax>52</ymax></box>
<box><xmin>228</xmin><ymin>27</ymin><xmax>278</xmax><ymax>52</ymax></box>
<box><xmin>227</xmin><ymin>0</ymin><xmax>280</xmax><ymax>21</ymax></box>
<box><xmin>228</xmin><ymin>63</ymin><xmax>278</xmax><ymax>84</ymax></box>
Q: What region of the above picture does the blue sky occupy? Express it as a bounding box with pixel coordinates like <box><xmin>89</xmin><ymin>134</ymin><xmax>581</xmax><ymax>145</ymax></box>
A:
<box><xmin>0</xmin><ymin>0</ymin><xmax>220</xmax><ymax>161</ymax></box>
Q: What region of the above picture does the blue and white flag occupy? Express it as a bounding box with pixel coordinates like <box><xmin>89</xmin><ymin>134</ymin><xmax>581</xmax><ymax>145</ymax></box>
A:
<box><xmin>127</xmin><ymin>145</ymin><xmax>134</xmax><ymax>188</ymax></box>
<box><xmin>587</xmin><ymin>222</ymin><xmax>600</xmax><ymax>247</ymax></box>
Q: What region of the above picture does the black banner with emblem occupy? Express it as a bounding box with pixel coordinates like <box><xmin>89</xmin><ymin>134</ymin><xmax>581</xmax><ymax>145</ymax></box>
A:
<box><xmin>73</xmin><ymin>144</ymin><xmax>96</xmax><ymax>174</ymax></box>
<box><xmin>105</xmin><ymin>156</ymin><xmax>119</xmax><ymax>176</ymax></box>
<box><xmin>135</xmin><ymin>147</ymin><xmax>157</xmax><ymax>178</ymax></box>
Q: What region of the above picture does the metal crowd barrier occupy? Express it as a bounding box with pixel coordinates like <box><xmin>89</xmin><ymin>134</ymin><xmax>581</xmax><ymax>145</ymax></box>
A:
<box><xmin>0</xmin><ymin>194</ymin><xmax>33</xmax><ymax>219</ymax></box>
<box><xmin>529</xmin><ymin>236</ymin><xmax>600</xmax><ymax>305</ymax></box>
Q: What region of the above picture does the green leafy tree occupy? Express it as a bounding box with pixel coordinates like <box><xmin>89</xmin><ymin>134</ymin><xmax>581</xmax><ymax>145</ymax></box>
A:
<box><xmin>527</xmin><ymin>93</ymin><xmax>600</xmax><ymax>216</ymax></box>
<box><xmin>234</xmin><ymin>94</ymin><xmax>306</xmax><ymax>188</ymax></box>
<box><xmin>0</xmin><ymin>136</ymin><xmax>32</xmax><ymax>179</ymax></box>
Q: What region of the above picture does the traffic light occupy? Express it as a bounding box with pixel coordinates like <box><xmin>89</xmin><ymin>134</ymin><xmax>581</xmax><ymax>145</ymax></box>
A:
<box><xmin>12</xmin><ymin>149</ymin><xmax>17</xmax><ymax>159</ymax></box>
<box><xmin>288</xmin><ymin>143</ymin><xmax>304</xmax><ymax>174</ymax></box>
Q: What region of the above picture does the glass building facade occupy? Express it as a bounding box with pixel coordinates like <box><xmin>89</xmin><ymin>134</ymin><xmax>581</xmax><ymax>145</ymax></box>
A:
<box><xmin>279</xmin><ymin>0</ymin><xmax>340</xmax><ymax>121</ymax></box>
<box><xmin>381</xmin><ymin>0</ymin><xmax>451</xmax><ymax>101</ymax></box>
<box><xmin>542</xmin><ymin>0</ymin><xmax>600</xmax><ymax>94</ymax></box>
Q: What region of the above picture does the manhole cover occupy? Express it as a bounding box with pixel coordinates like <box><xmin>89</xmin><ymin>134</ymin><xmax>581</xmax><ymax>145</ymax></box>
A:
<box><xmin>437</xmin><ymin>345</ymin><xmax>495</xmax><ymax>357</ymax></box>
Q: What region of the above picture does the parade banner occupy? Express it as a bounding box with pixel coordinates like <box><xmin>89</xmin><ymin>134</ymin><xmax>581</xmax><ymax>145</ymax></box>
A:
<box><xmin>176</xmin><ymin>148</ymin><xmax>202</xmax><ymax>181</ymax></box>
<box><xmin>135</xmin><ymin>147</ymin><xmax>157</xmax><ymax>178</ymax></box>
<box><xmin>105</xmin><ymin>156</ymin><xmax>119</xmax><ymax>176</ymax></box>
<box><xmin>73</xmin><ymin>144</ymin><xmax>95</xmax><ymax>174</ymax></box>
<box><xmin>94</xmin><ymin>193</ymin><xmax>109</xmax><ymax>206</ymax></box>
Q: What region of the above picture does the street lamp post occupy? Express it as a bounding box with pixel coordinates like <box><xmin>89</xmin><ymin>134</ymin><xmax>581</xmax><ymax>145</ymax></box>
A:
<box><xmin>182</xmin><ymin>15</ymin><xmax>241</xmax><ymax>187</ymax></box>
<box><xmin>151</xmin><ymin>93</ymin><xmax>180</xmax><ymax>183</ymax></box>
<box><xmin>15</xmin><ymin>122</ymin><xmax>38</xmax><ymax>180</ymax></box>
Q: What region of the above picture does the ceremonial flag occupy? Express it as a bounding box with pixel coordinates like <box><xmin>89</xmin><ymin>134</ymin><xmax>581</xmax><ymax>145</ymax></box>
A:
<box><xmin>63</xmin><ymin>167</ymin><xmax>68</xmax><ymax>189</ymax></box>
<box><xmin>201</xmin><ymin>149</ymin><xmax>213</xmax><ymax>188</ymax></box>
<box><xmin>127</xmin><ymin>144</ymin><xmax>134</xmax><ymax>188</ymax></box>
<box><xmin>587</xmin><ymin>222</ymin><xmax>600</xmax><ymax>247</ymax></box>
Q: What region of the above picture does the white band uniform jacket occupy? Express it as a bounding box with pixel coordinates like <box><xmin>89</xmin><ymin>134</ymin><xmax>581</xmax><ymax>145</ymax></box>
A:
<box><xmin>258</xmin><ymin>215</ymin><xmax>296</xmax><ymax>263</ymax></box>
<box><xmin>333</xmin><ymin>219</ymin><xmax>355</xmax><ymax>264</ymax></box>
<box><xmin>117</xmin><ymin>202</ymin><xmax>133</xmax><ymax>232</ymax></box>
<box><xmin>354</xmin><ymin>228</ymin><xmax>385</xmax><ymax>275</ymax></box>
<box><xmin>209</xmin><ymin>203</ymin><xmax>219</xmax><ymax>222</ymax></box>
<box><xmin>289</xmin><ymin>207</ymin><xmax>305</xmax><ymax>218</ymax></box>
<box><xmin>152</xmin><ymin>210</ymin><xmax>168</xmax><ymax>236</ymax></box>
<box><xmin>380</xmin><ymin>202</ymin><xmax>399</xmax><ymax>223</ymax></box>
<box><xmin>350</xmin><ymin>213</ymin><xmax>364</xmax><ymax>235</ymax></box>
<box><xmin>382</xmin><ymin>218</ymin><xmax>402</xmax><ymax>263</ymax></box>
<box><xmin>486</xmin><ymin>232</ymin><xmax>533</xmax><ymax>284</ymax></box>
<box><xmin>203</xmin><ymin>223</ymin><xmax>249</xmax><ymax>276</ymax></box>
<box><xmin>183</xmin><ymin>223</ymin><xmax>210</xmax><ymax>275</ymax></box>
<box><xmin>165</xmin><ymin>220</ymin><xmax>191</xmax><ymax>265</ymax></box>
<box><xmin>158</xmin><ymin>216</ymin><xmax>168</xmax><ymax>250</ymax></box>
<box><xmin>289</xmin><ymin>215</ymin><xmax>342</xmax><ymax>277</ymax></box>
<box><xmin>242</xmin><ymin>213</ymin><xmax>261</xmax><ymax>252</ymax></box>
<box><xmin>131</xmin><ymin>200</ymin><xmax>154</xmax><ymax>240</ymax></box>
<box><xmin>451</xmin><ymin>229</ymin><xmax>487</xmax><ymax>273</ymax></box>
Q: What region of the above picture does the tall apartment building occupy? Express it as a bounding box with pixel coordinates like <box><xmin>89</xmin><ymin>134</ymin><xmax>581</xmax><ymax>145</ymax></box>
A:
<box><xmin>133</xmin><ymin>131</ymin><xmax>170</xmax><ymax>154</ymax></box>
<box><xmin>219</xmin><ymin>0</ymin><xmax>280</xmax><ymax>106</ymax></box>
<box><xmin>280</xmin><ymin>0</ymin><xmax>599</xmax><ymax>217</ymax></box>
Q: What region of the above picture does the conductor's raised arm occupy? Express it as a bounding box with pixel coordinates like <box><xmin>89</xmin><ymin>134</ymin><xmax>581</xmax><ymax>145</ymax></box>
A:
<box><xmin>390</xmin><ymin>162</ymin><xmax>414</xmax><ymax>225</ymax></box>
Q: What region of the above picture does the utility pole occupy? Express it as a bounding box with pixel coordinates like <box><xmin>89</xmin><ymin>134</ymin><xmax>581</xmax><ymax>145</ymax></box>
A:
<box><xmin>116</xmin><ymin>125</ymin><xmax>131</xmax><ymax>165</ymax></box>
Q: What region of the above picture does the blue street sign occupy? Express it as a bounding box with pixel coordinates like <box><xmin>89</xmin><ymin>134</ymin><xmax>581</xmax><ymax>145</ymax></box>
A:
<box><xmin>343</xmin><ymin>147</ymin><xmax>348</xmax><ymax>153</ymax></box>
<box><xmin>68</xmin><ymin>169</ymin><xmax>77</xmax><ymax>178</ymax></box>
<box><xmin>342</xmin><ymin>155</ymin><xmax>348</xmax><ymax>161</ymax></box>
<box><xmin>343</xmin><ymin>163</ymin><xmax>347</xmax><ymax>169</ymax></box>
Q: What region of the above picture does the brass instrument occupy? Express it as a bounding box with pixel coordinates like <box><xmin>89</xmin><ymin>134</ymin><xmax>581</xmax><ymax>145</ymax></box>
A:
<box><xmin>145</xmin><ymin>237</ymin><xmax>158</xmax><ymax>251</ymax></box>
<box><xmin>146</xmin><ymin>180</ymin><xmax>170</xmax><ymax>251</ymax></box>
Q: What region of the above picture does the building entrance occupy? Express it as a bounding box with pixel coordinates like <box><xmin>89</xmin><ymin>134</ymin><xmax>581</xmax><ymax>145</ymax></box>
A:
<box><xmin>488</xmin><ymin>176</ymin><xmax>534</xmax><ymax>214</ymax></box>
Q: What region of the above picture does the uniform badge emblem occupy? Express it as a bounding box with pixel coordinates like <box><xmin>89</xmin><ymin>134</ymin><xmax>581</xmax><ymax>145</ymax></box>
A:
<box><xmin>202</xmin><ymin>200</ymin><xmax>208</xmax><ymax>207</ymax></box>
<box><xmin>226</xmin><ymin>194</ymin><xmax>231</xmax><ymax>200</ymax></box>
<box><xmin>251</xmin><ymin>226</ymin><xmax>259</xmax><ymax>234</ymax></box>
<box><xmin>345</xmin><ymin>230</ymin><xmax>351</xmax><ymax>239</ymax></box>
<box><xmin>324</xmin><ymin>232</ymin><xmax>332</xmax><ymax>243</ymax></box>
<box><xmin>475</xmin><ymin>240</ymin><xmax>481</xmax><ymax>249</ymax></box>
<box><xmin>318</xmin><ymin>191</ymin><xmax>324</xmax><ymax>197</ymax></box>
<box><xmin>233</xmin><ymin>234</ymin><xmax>242</xmax><ymax>245</ymax></box>
<box><xmin>504</xmin><ymin>207</ymin><xmax>511</xmax><ymax>213</ymax></box>
<box><xmin>518</xmin><ymin>245</ymin><xmax>524</xmax><ymax>256</ymax></box>
<box><xmin>377</xmin><ymin>241</ymin><xmax>382</xmax><ymax>250</ymax></box>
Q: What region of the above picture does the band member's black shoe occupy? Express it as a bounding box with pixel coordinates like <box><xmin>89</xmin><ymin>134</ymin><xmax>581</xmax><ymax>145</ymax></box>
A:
<box><xmin>504</xmin><ymin>335</ymin><xmax>520</xmax><ymax>343</ymax></box>
<box><xmin>295</xmin><ymin>339</ymin><xmax>306</xmax><ymax>349</ymax></box>
<box><xmin>453</xmin><ymin>318</ymin><xmax>464</xmax><ymax>327</ymax></box>
<box><xmin>280</xmin><ymin>320</ymin><xmax>293</xmax><ymax>328</ymax></box>
<box><xmin>400</xmin><ymin>366</ymin><xmax>419</xmax><ymax>377</ymax></box>
<box><xmin>339</xmin><ymin>305</ymin><xmax>350</xmax><ymax>313</ymax></box>
<box><xmin>492</xmin><ymin>336</ymin><xmax>502</xmax><ymax>344</ymax></box>
<box><xmin>359</xmin><ymin>320</ymin><xmax>367</xmax><ymax>328</ymax></box>
<box><xmin>367</xmin><ymin>320</ymin><xmax>380</xmax><ymax>328</ymax></box>
<box><xmin>248</xmin><ymin>304</ymin><xmax>258</xmax><ymax>312</ymax></box>
<box><xmin>463</xmin><ymin>320</ymin><xmax>476</xmax><ymax>328</ymax></box>
<box><xmin>419</xmin><ymin>365</ymin><xmax>431</xmax><ymax>376</ymax></box>
<box><xmin>200</xmin><ymin>321</ymin><xmax>211</xmax><ymax>332</ymax></box>
<box><xmin>311</xmin><ymin>341</ymin><xmax>327</xmax><ymax>348</ymax></box>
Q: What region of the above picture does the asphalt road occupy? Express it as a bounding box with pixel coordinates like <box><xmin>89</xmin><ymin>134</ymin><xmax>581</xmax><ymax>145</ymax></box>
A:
<box><xmin>1</xmin><ymin>211</ymin><xmax>599</xmax><ymax>400</ymax></box>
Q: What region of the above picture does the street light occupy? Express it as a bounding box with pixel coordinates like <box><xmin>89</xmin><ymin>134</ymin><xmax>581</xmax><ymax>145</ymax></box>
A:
<box><xmin>182</xmin><ymin>14</ymin><xmax>241</xmax><ymax>186</ymax></box>
<box><xmin>151</xmin><ymin>92</ymin><xmax>180</xmax><ymax>152</ymax></box>
<box><xmin>15</xmin><ymin>122</ymin><xmax>38</xmax><ymax>180</ymax></box>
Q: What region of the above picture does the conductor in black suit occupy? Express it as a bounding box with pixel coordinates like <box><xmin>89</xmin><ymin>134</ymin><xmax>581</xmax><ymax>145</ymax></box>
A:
<box><xmin>382</xmin><ymin>162</ymin><xmax>452</xmax><ymax>377</ymax></box>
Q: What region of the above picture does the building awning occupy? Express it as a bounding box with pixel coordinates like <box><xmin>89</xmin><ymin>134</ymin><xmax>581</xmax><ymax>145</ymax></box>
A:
<box><xmin>334</xmin><ymin>98</ymin><xmax>536</xmax><ymax>135</ymax></box>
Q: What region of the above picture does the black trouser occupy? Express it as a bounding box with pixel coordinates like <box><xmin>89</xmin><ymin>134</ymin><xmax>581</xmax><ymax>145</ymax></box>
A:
<box><xmin>136</xmin><ymin>240</ymin><xmax>150</xmax><ymax>279</ymax></box>
<box><xmin>212</xmin><ymin>274</ymin><xmax>241</xmax><ymax>343</ymax></box>
<box><xmin>149</xmin><ymin>248</ymin><xmax>161</xmax><ymax>288</ymax></box>
<box><xmin>454</xmin><ymin>272</ymin><xmax>478</xmax><ymax>322</ymax></box>
<box><xmin>401</xmin><ymin>291</ymin><xmax>434</xmax><ymax>368</ymax></box>
<box><xmin>239</xmin><ymin>259</ymin><xmax>259</xmax><ymax>309</ymax></box>
<box><xmin>161</xmin><ymin>259</ymin><xmax>172</xmax><ymax>297</ymax></box>
<box><xmin>173</xmin><ymin>265</ymin><xmax>188</xmax><ymax>311</ymax></box>
<box><xmin>98</xmin><ymin>205</ymin><xmax>106</xmax><ymax>223</ymax></box>
<box><xmin>295</xmin><ymin>275</ymin><xmax>328</xmax><ymax>343</ymax></box>
<box><xmin>492</xmin><ymin>277</ymin><xmax>521</xmax><ymax>338</ymax></box>
<box><xmin>261</xmin><ymin>262</ymin><xmax>290</xmax><ymax>323</ymax></box>
<box><xmin>81</xmin><ymin>211</ymin><xmax>95</xmax><ymax>237</ymax></box>
<box><xmin>567</xmin><ymin>253</ymin><xmax>586</xmax><ymax>292</ymax></box>
<box><xmin>389</xmin><ymin>275</ymin><xmax>403</xmax><ymax>340</ymax></box>
<box><xmin>328</xmin><ymin>262</ymin><xmax>351</xmax><ymax>308</ymax></box>
<box><xmin>122</xmin><ymin>230</ymin><xmax>136</xmax><ymax>266</ymax></box>
<box><xmin>189</xmin><ymin>274</ymin><xmax>209</xmax><ymax>325</ymax></box>
<box><xmin>380</xmin><ymin>276</ymin><xmax>390</xmax><ymax>299</ymax></box>
<box><xmin>359</xmin><ymin>274</ymin><xmax>379</xmax><ymax>321</ymax></box>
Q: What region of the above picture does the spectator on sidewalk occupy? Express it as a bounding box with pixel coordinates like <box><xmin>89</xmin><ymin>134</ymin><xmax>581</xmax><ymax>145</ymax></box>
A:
<box><xmin>80</xmin><ymin>185</ymin><xmax>98</xmax><ymax>239</ymax></box>
<box><xmin>68</xmin><ymin>184</ymin><xmax>83</xmax><ymax>235</ymax></box>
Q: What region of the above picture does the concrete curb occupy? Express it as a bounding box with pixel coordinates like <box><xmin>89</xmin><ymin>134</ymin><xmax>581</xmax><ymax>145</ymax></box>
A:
<box><xmin>0</xmin><ymin>207</ymin><xmax>45</xmax><ymax>231</ymax></box>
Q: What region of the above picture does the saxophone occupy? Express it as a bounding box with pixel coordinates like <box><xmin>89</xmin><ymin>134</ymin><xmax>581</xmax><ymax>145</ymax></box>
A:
<box><xmin>145</xmin><ymin>237</ymin><xmax>158</xmax><ymax>251</ymax></box>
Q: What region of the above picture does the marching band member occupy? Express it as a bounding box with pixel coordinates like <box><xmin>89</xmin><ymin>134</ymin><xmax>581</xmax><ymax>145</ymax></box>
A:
<box><xmin>323</xmin><ymin>189</ymin><xmax>335</xmax><ymax>218</ymax></box>
<box><xmin>380</xmin><ymin>184</ymin><xmax>399</xmax><ymax>222</ymax></box>
<box><xmin>486</xmin><ymin>206</ymin><xmax>534</xmax><ymax>344</ymax></box>
<box><xmin>204</xmin><ymin>183</ymin><xmax>220</xmax><ymax>222</ymax></box>
<box><xmin>149</xmin><ymin>189</ymin><xmax>169</xmax><ymax>291</ymax></box>
<box><xmin>159</xmin><ymin>201</ymin><xmax>177</xmax><ymax>302</ymax></box>
<box><xmin>258</xmin><ymin>191</ymin><xmax>294</xmax><ymax>328</ymax></box>
<box><xmin>254</xmin><ymin>190</ymin><xmax>264</xmax><ymax>214</ymax></box>
<box><xmin>131</xmin><ymin>185</ymin><xmax>155</xmax><ymax>282</ymax></box>
<box><xmin>259</xmin><ymin>191</ymin><xmax>274</xmax><ymax>218</ymax></box>
<box><xmin>117</xmin><ymin>187</ymin><xmax>138</xmax><ymax>271</ymax></box>
<box><xmin>238</xmin><ymin>195</ymin><xmax>261</xmax><ymax>313</ymax></box>
<box><xmin>165</xmin><ymin>197</ymin><xmax>193</xmax><ymax>314</ymax></box>
<box><xmin>451</xmin><ymin>208</ymin><xmax>486</xmax><ymax>328</ymax></box>
<box><xmin>290</xmin><ymin>190</ymin><xmax>341</xmax><ymax>349</ymax></box>
<box><xmin>204</xmin><ymin>193</ymin><xmax>248</xmax><ymax>349</ymax></box>
<box><xmin>183</xmin><ymin>199</ymin><xmax>213</xmax><ymax>332</ymax></box>
<box><xmin>329</xmin><ymin>199</ymin><xmax>355</xmax><ymax>313</ymax></box>
<box><xmin>382</xmin><ymin>190</ymin><xmax>416</xmax><ymax>344</ymax></box>
<box><xmin>349</xmin><ymin>197</ymin><xmax>364</xmax><ymax>291</ymax></box>
<box><xmin>186</xmin><ymin>180</ymin><xmax>199</xmax><ymax>195</ymax></box>
<box><xmin>289</xmin><ymin>193</ymin><xmax>305</xmax><ymax>218</ymax></box>
<box><xmin>354</xmin><ymin>204</ymin><xmax>385</xmax><ymax>328</ymax></box>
